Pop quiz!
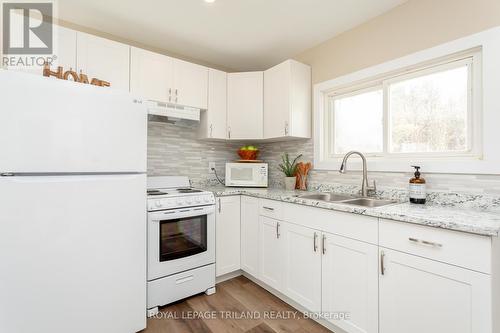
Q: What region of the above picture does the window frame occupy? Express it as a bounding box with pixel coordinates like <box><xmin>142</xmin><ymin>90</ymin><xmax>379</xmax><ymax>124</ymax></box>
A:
<box><xmin>315</xmin><ymin>46</ymin><xmax>484</xmax><ymax>173</ymax></box>
<box><xmin>325</xmin><ymin>55</ymin><xmax>478</xmax><ymax>160</ymax></box>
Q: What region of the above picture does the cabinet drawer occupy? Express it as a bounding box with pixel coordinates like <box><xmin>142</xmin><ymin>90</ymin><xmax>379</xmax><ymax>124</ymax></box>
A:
<box><xmin>148</xmin><ymin>264</ymin><xmax>215</xmax><ymax>309</ymax></box>
<box><xmin>259</xmin><ymin>198</ymin><xmax>283</xmax><ymax>220</ymax></box>
<box><xmin>379</xmin><ymin>219</ymin><xmax>491</xmax><ymax>274</ymax></box>
<box><xmin>282</xmin><ymin>202</ymin><xmax>378</xmax><ymax>244</ymax></box>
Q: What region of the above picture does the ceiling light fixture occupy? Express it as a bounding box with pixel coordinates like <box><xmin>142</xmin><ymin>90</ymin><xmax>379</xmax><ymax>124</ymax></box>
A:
<box><xmin>204</xmin><ymin>0</ymin><xmax>216</xmax><ymax>3</ymax></box>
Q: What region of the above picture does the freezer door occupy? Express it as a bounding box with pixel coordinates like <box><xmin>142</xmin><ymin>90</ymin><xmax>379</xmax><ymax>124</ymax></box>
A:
<box><xmin>0</xmin><ymin>70</ymin><xmax>147</xmax><ymax>173</ymax></box>
<box><xmin>0</xmin><ymin>174</ymin><xmax>147</xmax><ymax>333</ymax></box>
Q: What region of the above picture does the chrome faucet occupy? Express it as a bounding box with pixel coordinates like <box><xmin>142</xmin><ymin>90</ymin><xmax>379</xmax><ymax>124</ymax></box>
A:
<box><xmin>339</xmin><ymin>151</ymin><xmax>376</xmax><ymax>197</ymax></box>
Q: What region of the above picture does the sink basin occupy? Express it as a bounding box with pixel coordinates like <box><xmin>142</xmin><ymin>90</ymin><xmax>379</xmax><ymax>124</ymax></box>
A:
<box><xmin>341</xmin><ymin>198</ymin><xmax>398</xmax><ymax>208</ymax></box>
<box><xmin>298</xmin><ymin>193</ymin><xmax>355</xmax><ymax>202</ymax></box>
<box><xmin>297</xmin><ymin>192</ymin><xmax>398</xmax><ymax>207</ymax></box>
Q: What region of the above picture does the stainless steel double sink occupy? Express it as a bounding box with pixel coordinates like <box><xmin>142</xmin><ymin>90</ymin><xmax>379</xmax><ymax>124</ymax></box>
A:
<box><xmin>297</xmin><ymin>192</ymin><xmax>398</xmax><ymax>208</ymax></box>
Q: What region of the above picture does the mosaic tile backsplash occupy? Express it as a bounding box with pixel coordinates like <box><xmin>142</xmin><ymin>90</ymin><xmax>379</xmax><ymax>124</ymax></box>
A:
<box><xmin>147</xmin><ymin>121</ymin><xmax>500</xmax><ymax>202</ymax></box>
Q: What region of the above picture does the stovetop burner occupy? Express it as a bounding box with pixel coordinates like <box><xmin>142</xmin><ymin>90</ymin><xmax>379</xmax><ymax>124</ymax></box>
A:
<box><xmin>147</xmin><ymin>190</ymin><xmax>168</xmax><ymax>196</ymax></box>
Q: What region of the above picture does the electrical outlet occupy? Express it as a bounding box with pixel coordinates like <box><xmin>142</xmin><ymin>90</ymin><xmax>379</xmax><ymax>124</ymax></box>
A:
<box><xmin>208</xmin><ymin>162</ymin><xmax>216</xmax><ymax>172</ymax></box>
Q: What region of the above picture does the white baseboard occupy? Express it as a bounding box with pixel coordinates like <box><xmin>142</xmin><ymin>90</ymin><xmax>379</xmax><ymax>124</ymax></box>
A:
<box><xmin>215</xmin><ymin>269</ymin><xmax>243</xmax><ymax>284</ymax></box>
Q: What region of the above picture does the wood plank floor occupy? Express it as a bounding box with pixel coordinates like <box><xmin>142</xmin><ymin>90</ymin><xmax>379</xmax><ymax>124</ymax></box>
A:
<box><xmin>141</xmin><ymin>276</ymin><xmax>332</xmax><ymax>333</ymax></box>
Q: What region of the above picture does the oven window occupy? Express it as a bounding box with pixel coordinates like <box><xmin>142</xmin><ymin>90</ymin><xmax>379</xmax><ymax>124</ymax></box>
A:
<box><xmin>159</xmin><ymin>215</ymin><xmax>207</xmax><ymax>261</ymax></box>
<box><xmin>232</xmin><ymin>168</ymin><xmax>253</xmax><ymax>181</ymax></box>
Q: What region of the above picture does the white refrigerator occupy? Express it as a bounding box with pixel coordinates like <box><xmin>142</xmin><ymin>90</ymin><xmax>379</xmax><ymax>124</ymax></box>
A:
<box><xmin>0</xmin><ymin>71</ymin><xmax>148</xmax><ymax>333</ymax></box>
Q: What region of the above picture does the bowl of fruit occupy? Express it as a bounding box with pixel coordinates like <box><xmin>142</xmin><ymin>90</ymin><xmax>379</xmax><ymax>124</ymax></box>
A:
<box><xmin>238</xmin><ymin>145</ymin><xmax>259</xmax><ymax>160</ymax></box>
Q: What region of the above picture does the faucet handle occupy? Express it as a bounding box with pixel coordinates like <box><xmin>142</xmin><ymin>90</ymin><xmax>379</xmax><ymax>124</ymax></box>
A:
<box><xmin>368</xmin><ymin>180</ymin><xmax>377</xmax><ymax>196</ymax></box>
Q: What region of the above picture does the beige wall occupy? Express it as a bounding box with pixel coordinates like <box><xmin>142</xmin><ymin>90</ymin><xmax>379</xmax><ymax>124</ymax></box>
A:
<box><xmin>295</xmin><ymin>0</ymin><xmax>500</xmax><ymax>84</ymax></box>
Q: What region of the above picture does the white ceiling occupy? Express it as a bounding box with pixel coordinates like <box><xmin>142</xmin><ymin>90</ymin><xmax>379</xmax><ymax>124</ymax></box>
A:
<box><xmin>57</xmin><ymin>0</ymin><xmax>407</xmax><ymax>71</ymax></box>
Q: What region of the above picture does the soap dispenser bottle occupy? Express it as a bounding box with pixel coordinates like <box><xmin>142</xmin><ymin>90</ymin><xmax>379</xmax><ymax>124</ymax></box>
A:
<box><xmin>409</xmin><ymin>166</ymin><xmax>426</xmax><ymax>204</ymax></box>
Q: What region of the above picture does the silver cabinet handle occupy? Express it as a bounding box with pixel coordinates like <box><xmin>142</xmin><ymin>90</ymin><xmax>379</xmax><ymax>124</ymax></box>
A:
<box><xmin>175</xmin><ymin>89</ymin><xmax>178</xmax><ymax>103</ymax></box>
<box><xmin>228</xmin><ymin>127</ymin><xmax>231</xmax><ymax>139</ymax></box>
<box><xmin>168</xmin><ymin>88</ymin><xmax>172</xmax><ymax>102</ymax></box>
<box><xmin>313</xmin><ymin>232</ymin><xmax>318</xmax><ymax>252</ymax></box>
<box><xmin>284</xmin><ymin>121</ymin><xmax>289</xmax><ymax>136</ymax></box>
<box><xmin>408</xmin><ymin>237</ymin><xmax>443</xmax><ymax>248</ymax></box>
<box><xmin>209</xmin><ymin>124</ymin><xmax>213</xmax><ymax>138</ymax></box>
<box><xmin>322</xmin><ymin>234</ymin><xmax>326</xmax><ymax>254</ymax></box>
<box><xmin>218</xmin><ymin>198</ymin><xmax>221</xmax><ymax>213</ymax></box>
<box><xmin>276</xmin><ymin>222</ymin><xmax>281</xmax><ymax>239</ymax></box>
<box><xmin>380</xmin><ymin>250</ymin><xmax>386</xmax><ymax>275</ymax></box>
<box><xmin>262</xmin><ymin>206</ymin><xmax>274</xmax><ymax>211</ymax></box>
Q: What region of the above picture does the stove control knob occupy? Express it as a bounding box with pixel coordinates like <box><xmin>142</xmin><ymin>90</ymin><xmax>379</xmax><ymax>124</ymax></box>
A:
<box><xmin>155</xmin><ymin>200</ymin><xmax>162</xmax><ymax>208</ymax></box>
<box><xmin>176</xmin><ymin>200</ymin><xmax>183</xmax><ymax>206</ymax></box>
<box><xmin>194</xmin><ymin>197</ymin><xmax>201</xmax><ymax>203</ymax></box>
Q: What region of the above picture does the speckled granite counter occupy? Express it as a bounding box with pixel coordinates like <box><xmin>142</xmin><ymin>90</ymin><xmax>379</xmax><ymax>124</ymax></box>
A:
<box><xmin>203</xmin><ymin>186</ymin><xmax>500</xmax><ymax>237</ymax></box>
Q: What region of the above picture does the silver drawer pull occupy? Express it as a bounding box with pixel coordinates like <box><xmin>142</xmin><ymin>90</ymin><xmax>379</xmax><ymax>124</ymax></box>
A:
<box><xmin>409</xmin><ymin>237</ymin><xmax>443</xmax><ymax>248</ymax></box>
<box><xmin>263</xmin><ymin>206</ymin><xmax>274</xmax><ymax>211</ymax></box>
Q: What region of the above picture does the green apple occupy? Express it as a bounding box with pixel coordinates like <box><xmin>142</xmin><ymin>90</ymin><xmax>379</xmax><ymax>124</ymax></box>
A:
<box><xmin>247</xmin><ymin>146</ymin><xmax>257</xmax><ymax>151</ymax></box>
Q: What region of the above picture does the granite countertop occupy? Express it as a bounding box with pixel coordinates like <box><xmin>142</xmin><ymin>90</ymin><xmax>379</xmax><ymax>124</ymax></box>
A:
<box><xmin>202</xmin><ymin>186</ymin><xmax>500</xmax><ymax>237</ymax></box>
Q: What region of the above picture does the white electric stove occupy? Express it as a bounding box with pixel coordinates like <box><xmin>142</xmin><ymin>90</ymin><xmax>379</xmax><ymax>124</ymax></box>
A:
<box><xmin>146</xmin><ymin>176</ymin><xmax>216</xmax><ymax>316</ymax></box>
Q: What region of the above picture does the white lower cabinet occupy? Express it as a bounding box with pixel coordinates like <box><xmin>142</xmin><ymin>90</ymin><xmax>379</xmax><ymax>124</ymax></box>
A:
<box><xmin>215</xmin><ymin>196</ymin><xmax>241</xmax><ymax>277</ymax></box>
<box><xmin>282</xmin><ymin>222</ymin><xmax>322</xmax><ymax>312</ymax></box>
<box><xmin>322</xmin><ymin>232</ymin><xmax>379</xmax><ymax>333</ymax></box>
<box><xmin>240</xmin><ymin>196</ymin><xmax>259</xmax><ymax>277</ymax></box>
<box><xmin>379</xmin><ymin>248</ymin><xmax>491</xmax><ymax>333</ymax></box>
<box><xmin>259</xmin><ymin>216</ymin><xmax>284</xmax><ymax>290</ymax></box>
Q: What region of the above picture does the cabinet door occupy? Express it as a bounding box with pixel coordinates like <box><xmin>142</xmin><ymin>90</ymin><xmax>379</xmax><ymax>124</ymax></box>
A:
<box><xmin>379</xmin><ymin>248</ymin><xmax>491</xmax><ymax>333</ymax></box>
<box><xmin>215</xmin><ymin>196</ymin><xmax>241</xmax><ymax>277</ymax></box>
<box><xmin>130</xmin><ymin>47</ymin><xmax>173</xmax><ymax>102</ymax></box>
<box><xmin>198</xmin><ymin>68</ymin><xmax>227</xmax><ymax>139</ymax></box>
<box><xmin>322</xmin><ymin>233</ymin><xmax>378</xmax><ymax>333</ymax></box>
<box><xmin>76</xmin><ymin>32</ymin><xmax>130</xmax><ymax>91</ymax></box>
<box><xmin>240</xmin><ymin>196</ymin><xmax>259</xmax><ymax>277</ymax></box>
<box><xmin>5</xmin><ymin>25</ymin><xmax>76</xmax><ymax>75</ymax></box>
<box><xmin>259</xmin><ymin>216</ymin><xmax>283</xmax><ymax>290</ymax></box>
<box><xmin>227</xmin><ymin>72</ymin><xmax>263</xmax><ymax>140</ymax></box>
<box><xmin>264</xmin><ymin>60</ymin><xmax>311</xmax><ymax>139</ymax></box>
<box><xmin>282</xmin><ymin>222</ymin><xmax>321</xmax><ymax>312</ymax></box>
<box><xmin>264</xmin><ymin>61</ymin><xmax>290</xmax><ymax>139</ymax></box>
<box><xmin>172</xmin><ymin>59</ymin><xmax>208</xmax><ymax>109</ymax></box>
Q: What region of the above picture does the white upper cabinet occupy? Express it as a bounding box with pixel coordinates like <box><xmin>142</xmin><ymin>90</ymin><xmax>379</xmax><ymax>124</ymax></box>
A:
<box><xmin>130</xmin><ymin>48</ymin><xmax>208</xmax><ymax>108</ymax></box>
<box><xmin>53</xmin><ymin>26</ymin><xmax>78</xmax><ymax>72</ymax></box>
<box><xmin>130</xmin><ymin>47</ymin><xmax>173</xmax><ymax>102</ymax></box>
<box><xmin>172</xmin><ymin>59</ymin><xmax>208</xmax><ymax>110</ymax></box>
<box><xmin>5</xmin><ymin>25</ymin><xmax>77</xmax><ymax>75</ymax></box>
<box><xmin>198</xmin><ymin>69</ymin><xmax>227</xmax><ymax>139</ymax></box>
<box><xmin>264</xmin><ymin>59</ymin><xmax>311</xmax><ymax>139</ymax></box>
<box><xmin>76</xmin><ymin>32</ymin><xmax>130</xmax><ymax>91</ymax></box>
<box><xmin>379</xmin><ymin>248</ymin><xmax>491</xmax><ymax>333</ymax></box>
<box><xmin>227</xmin><ymin>72</ymin><xmax>264</xmax><ymax>140</ymax></box>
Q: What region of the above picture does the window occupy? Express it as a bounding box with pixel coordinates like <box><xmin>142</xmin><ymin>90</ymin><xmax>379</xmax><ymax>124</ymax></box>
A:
<box><xmin>324</xmin><ymin>53</ymin><xmax>479</xmax><ymax>162</ymax></box>
<box><xmin>388</xmin><ymin>64</ymin><xmax>469</xmax><ymax>154</ymax></box>
<box><xmin>332</xmin><ymin>88</ymin><xmax>383</xmax><ymax>154</ymax></box>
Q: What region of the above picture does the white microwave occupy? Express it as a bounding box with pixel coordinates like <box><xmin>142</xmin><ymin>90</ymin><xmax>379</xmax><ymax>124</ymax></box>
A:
<box><xmin>225</xmin><ymin>163</ymin><xmax>268</xmax><ymax>188</ymax></box>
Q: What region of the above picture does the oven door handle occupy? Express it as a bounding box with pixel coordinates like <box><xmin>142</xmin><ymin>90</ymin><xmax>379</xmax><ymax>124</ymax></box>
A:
<box><xmin>149</xmin><ymin>205</ymin><xmax>215</xmax><ymax>220</ymax></box>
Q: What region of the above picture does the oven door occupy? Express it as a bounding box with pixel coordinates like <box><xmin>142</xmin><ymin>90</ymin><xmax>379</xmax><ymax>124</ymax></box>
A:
<box><xmin>148</xmin><ymin>205</ymin><xmax>215</xmax><ymax>280</ymax></box>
